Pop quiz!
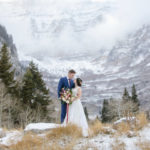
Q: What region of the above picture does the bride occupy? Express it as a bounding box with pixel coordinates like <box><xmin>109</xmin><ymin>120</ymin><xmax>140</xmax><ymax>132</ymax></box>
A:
<box><xmin>63</xmin><ymin>78</ymin><xmax>89</xmax><ymax>137</ymax></box>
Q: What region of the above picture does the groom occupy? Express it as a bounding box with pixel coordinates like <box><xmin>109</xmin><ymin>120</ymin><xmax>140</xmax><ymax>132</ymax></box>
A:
<box><xmin>57</xmin><ymin>69</ymin><xmax>76</xmax><ymax>123</ymax></box>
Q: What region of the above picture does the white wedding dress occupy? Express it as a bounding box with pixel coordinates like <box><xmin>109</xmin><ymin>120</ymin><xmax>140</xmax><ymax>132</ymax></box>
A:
<box><xmin>63</xmin><ymin>87</ymin><xmax>88</xmax><ymax>137</ymax></box>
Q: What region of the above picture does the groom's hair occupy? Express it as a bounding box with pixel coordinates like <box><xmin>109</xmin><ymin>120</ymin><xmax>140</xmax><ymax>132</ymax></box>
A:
<box><xmin>68</xmin><ymin>69</ymin><xmax>76</xmax><ymax>74</ymax></box>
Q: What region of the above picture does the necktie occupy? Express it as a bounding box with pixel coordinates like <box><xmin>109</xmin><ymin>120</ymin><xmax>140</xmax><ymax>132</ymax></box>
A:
<box><xmin>68</xmin><ymin>79</ymin><xmax>71</xmax><ymax>87</ymax></box>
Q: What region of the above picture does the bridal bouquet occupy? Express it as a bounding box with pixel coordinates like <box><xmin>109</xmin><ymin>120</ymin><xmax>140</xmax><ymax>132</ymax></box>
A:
<box><xmin>60</xmin><ymin>88</ymin><xmax>74</xmax><ymax>104</ymax></box>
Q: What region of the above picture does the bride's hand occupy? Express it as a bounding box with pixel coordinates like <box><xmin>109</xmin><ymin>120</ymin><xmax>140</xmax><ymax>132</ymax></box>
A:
<box><xmin>72</xmin><ymin>97</ymin><xmax>77</xmax><ymax>101</ymax></box>
<box><xmin>71</xmin><ymin>98</ymin><xmax>75</xmax><ymax>102</ymax></box>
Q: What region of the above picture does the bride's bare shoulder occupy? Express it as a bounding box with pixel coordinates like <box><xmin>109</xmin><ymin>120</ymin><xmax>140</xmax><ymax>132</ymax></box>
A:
<box><xmin>77</xmin><ymin>87</ymin><xmax>82</xmax><ymax>92</ymax></box>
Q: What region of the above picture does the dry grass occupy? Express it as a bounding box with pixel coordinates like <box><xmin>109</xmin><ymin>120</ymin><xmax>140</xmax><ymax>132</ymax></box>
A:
<box><xmin>9</xmin><ymin>132</ymin><xmax>44</xmax><ymax>150</ymax></box>
<box><xmin>136</xmin><ymin>140</ymin><xmax>150</xmax><ymax>150</ymax></box>
<box><xmin>2</xmin><ymin>124</ymin><xmax>83</xmax><ymax>150</ymax></box>
<box><xmin>111</xmin><ymin>139</ymin><xmax>126</xmax><ymax>150</ymax></box>
<box><xmin>1</xmin><ymin>112</ymin><xmax>149</xmax><ymax>150</ymax></box>
<box><xmin>0</xmin><ymin>144</ymin><xmax>9</xmax><ymax>150</ymax></box>
<box><xmin>135</xmin><ymin>112</ymin><xmax>148</xmax><ymax>130</ymax></box>
<box><xmin>8</xmin><ymin>132</ymin><xmax>76</xmax><ymax>150</ymax></box>
<box><xmin>113</xmin><ymin>112</ymin><xmax>148</xmax><ymax>135</ymax></box>
<box><xmin>46</xmin><ymin>123</ymin><xmax>82</xmax><ymax>140</ymax></box>
<box><xmin>114</xmin><ymin>122</ymin><xmax>131</xmax><ymax>134</ymax></box>
<box><xmin>89</xmin><ymin>119</ymin><xmax>103</xmax><ymax>136</ymax></box>
<box><xmin>2</xmin><ymin>127</ymin><xmax>23</xmax><ymax>133</ymax></box>
<box><xmin>46</xmin><ymin>123</ymin><xmax>82</xmax><ymax>150</ymax></box>
<box><xmin>89</xmin><ymin>119</ymin><xmax>113</xmax><ymax>137</ymax></box>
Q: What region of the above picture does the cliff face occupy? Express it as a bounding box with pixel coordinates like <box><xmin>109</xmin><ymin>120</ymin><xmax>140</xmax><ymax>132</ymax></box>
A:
<box><xmin>0</xmin><ymin>25</ymin><xmax>22</xmax><ymax>76</ymax></box>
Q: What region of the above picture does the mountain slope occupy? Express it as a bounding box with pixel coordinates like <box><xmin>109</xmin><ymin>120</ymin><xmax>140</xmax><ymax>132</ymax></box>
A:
<box><xmin>0</xmin><ymin>25</ymin><xmax>22</xmax><ymax>76</ymax></box>
<box><xmin>20</xmin><ymin>25</ymin><xmax>150</xmax><ymax>118</ymax></box>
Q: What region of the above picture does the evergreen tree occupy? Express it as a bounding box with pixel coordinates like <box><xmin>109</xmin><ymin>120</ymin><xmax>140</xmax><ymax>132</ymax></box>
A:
<box><xmin>122</xmin><ymin>88</ymin><xmax>130</xmax><ymax>102</ymax></box>
<box><xmin>0</xmin><ymin>44</ymin><xmax>17</xmax><ymax>96</ymax></box>
<box><xmin>84</xmin><ymin>107</ymin><xmax>89</xmax><ymax>121</ymax></box>
<box><xmin>131</xmin><ymin>84</ymin><xmax>140</xmax><ymax>112</ymax></box>
<box><xmin>101</xmin><ymin>99</ymin><xmax>110</xmax><ymax>123</ymax></box>
<box><xmin>21</xmin><ymin>61</ymin><xmax>50</xmax><ymax>114</ymax></box>
<box><xmin>21</xmin><ymin>69</ymin><xmax>34</xmax><ymax>105</ymax></box>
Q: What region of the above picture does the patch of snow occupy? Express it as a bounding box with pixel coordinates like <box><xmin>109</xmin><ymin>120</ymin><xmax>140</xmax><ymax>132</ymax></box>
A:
<box><xmin>114</xmin><ymin>117</ymin><xmax>136</xmax><ymax>124</ymax></box>
<box><xmin>24</xmin><ymin>123</ymin><xmax>60</xmax><ymax>131</ymax></box>
<box><xmin>119</xmin><ymin>136</ymin><xmax>139</xmax><ymax>150</ymax></box>
<box><xmin>130</xmin><ymin>55</ymin><xmax>144</xmax><ymax>67</ymax></box>
<box><xmin>139</xmin><ymin>124</ymin><xmax>150</xmax><ymax>141</ymax></box>
<box><xmin>117</xmin><ymin>48</ymin><xmax>130</xmax><ymax>54</ymax></box>
<box><xmin>147</xmin><ymin>63</ymin><xmax>150</xmax><ymax>66</ymax></box>
<box><xmin>0</xmin><ymin>130</ymin><xmax>23</xmax><ymax>146</ymax></box>
<box><xmin>88</xmin><ymin>114</ymin><xmax>98</xmax><ymax>120</ymax></box>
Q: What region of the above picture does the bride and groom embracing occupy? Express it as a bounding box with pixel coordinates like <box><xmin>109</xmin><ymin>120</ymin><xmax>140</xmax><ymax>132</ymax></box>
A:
<box><xmin>57</xmin><ymin>69</ymin><xmax>88</xmax><ymax>137</ymax></box>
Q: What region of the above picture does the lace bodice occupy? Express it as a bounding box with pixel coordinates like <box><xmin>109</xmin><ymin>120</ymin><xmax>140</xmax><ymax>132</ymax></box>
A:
<box><xmin>72</xmin><ymin>87</ymin><xmax>80</xmax><ymax>97</ymax></box>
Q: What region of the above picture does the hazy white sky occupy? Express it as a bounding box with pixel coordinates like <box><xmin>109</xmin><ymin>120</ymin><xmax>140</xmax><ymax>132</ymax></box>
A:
<box><xmin>0</xmin><ymin>0</ymin><xmax>150</xmax><ymax>58</ymax></box>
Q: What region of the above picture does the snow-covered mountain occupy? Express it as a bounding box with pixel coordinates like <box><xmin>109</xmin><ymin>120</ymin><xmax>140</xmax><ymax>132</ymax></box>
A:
<box><xmin>1</xmin><ymin>0</ymin><xmax>150</xmax><ymax>118</ymax></box>
<box><xmin>19</xmin><ymin>25</ymin><xmax>150</xmax><ymax>118</ymax></box>
<box><xmin>0</xmin><ymin>0</ymin><xmax>116</xmax><ymax>57</ymax></box>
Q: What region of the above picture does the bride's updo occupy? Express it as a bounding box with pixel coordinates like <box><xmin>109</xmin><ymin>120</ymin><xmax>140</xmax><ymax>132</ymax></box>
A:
<box><xmin>76</xmin><ymin>78</ymin><xmax>82</xmax><ymax>87</ymax></box>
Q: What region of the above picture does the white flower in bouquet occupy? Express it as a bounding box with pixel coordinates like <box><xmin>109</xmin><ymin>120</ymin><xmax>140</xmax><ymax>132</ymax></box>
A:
<box><xmin>60</xmin><ymin>88</ymin><xmax>75</xmax><ymax>104</ymax></box>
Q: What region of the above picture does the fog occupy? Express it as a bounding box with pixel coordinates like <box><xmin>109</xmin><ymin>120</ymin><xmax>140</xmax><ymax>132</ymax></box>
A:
<box><xmin>0</xmin><ymin>0</ymin><xmax>150</xmax><ymax>58</ymax></box>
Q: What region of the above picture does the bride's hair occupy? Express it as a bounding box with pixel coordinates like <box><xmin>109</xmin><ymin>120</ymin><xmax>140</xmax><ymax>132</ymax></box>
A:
<box><xmin>76</xmin><ymin>78</ymin><xmax>82</xmax><ymax>87</ymax></box>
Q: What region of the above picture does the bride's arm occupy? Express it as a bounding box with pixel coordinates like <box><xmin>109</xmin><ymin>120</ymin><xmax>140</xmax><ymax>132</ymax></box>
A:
<box><xmin>73</xmin><ymin>88</ymin><xmax>82</xmax><ymax>101</ymax></box>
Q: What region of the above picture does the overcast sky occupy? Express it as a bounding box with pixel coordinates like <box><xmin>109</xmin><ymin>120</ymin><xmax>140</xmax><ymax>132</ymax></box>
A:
<box><xmin>0</xmin><ymin>0</ymin><xmax>150</xmax><ymax>58</ymax></box>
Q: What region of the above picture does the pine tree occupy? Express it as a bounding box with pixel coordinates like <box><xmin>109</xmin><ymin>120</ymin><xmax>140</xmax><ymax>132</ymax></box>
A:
<box><xmin>21</xmin><ymin>61</ymin><xmax>50</xmax><ymax>115</ymax></box>
<box><xmin>84</xmin><ymin>107</ymin><xmax>89</xmax><ymax>121</ymax></box>
<box><xmin>0</xmin><ymin>44</ymin><xmax>17</xmax><ymax>96</ymax></box>
<box><xmin>101</xmin><ymin>99</ymin><xmax>110</xmax><ymax>123</ymax></box>
<box><xmin>122</xmin><ymin>88</ymin><xmax>130</xmax><ymax>102</ymax></box>
<box><xmin>21</xmin><ymin>69</ymin><xmax>34</xmax><ymax>105</ymax></box>
<box><xmin>131</xmin><ymin>84</ymin><xmax>140</xmax><ymax>112</ymax></box>
<box><xmin>131</xmin><ymin>84</ymin><xmax>138</xmax><ymax>103</ymax></box>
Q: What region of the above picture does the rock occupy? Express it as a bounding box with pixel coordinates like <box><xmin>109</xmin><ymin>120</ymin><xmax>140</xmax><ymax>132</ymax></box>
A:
<box><xmin>24</xmin><ymin>123</ymin><xmax>60</xmax><ymax>134</ymax></box>
<box><xmin>127</xmin><ymin>131</ymin><xmax>137</xmax><ymax>138</ymax></box>
<box><xmin>103</xmin><ymin>127</ymin><xmax>116</xmax><ymax>135</ymax></box>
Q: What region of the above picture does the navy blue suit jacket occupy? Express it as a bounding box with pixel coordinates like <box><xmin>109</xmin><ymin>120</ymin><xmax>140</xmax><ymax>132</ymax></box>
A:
<box><xmin>57</xmin><ymin>77</ymin><xmax>75</xmax><ymax>98</ymax></box>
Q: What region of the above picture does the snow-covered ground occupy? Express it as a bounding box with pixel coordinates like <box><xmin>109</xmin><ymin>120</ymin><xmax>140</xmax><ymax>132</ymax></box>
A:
<box><xmin>0</xmin><ymin>129</ymin><xmax>23</xmax><ymax>146</ymax></box>
<box><xmin>0</xmin><ymin>122</ymin><xmax>150</xmax><ymax>149</ymax></box>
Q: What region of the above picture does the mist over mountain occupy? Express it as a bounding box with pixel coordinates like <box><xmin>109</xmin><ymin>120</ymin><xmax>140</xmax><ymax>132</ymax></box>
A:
<box><xmin>0</xmin><ymin>0</ymin><xmax>150</xmax><ymax>58</ymax></box>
